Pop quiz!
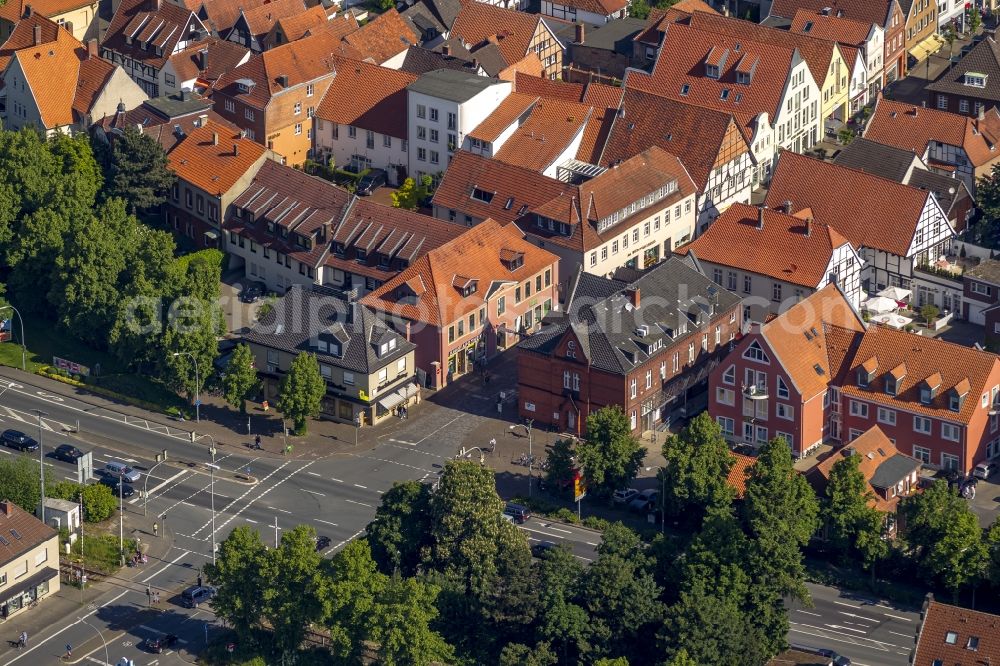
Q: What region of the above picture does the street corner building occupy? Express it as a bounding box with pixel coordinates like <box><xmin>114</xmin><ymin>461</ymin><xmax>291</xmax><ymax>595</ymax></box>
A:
<box><xmin>0</xmin><ymin>501</ymin><xmax>59</xmax><ymax>620</ymax></box>
<box><xmin>516</xmin><ymin>256</ymin><xmax>743</xmax><ymax>436</ymax></box>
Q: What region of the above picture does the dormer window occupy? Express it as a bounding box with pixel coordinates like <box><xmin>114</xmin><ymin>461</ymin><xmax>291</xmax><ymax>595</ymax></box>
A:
<box><xmin>500</xmin><ymin>249</ymin><xmax>524</xmax><ymax>272</ymax></box>
<box><xmin>720</xmin><ymin>89</ymin><xmax>731</xmax><ymax>101</ymax></box>
<box><xmin>886</xmin><ymin>362</ymin><xmax>906</xmax><ymax>396</ymax></box>
<box><xmin>885</xmin><ymin>377</ymin><xmax>897</xmax><ymax>396</ymax></box>
<box><xmin>356</xmin><ymin>249</ymin><xmax>367</xmax><ymax>261</ymax></box>
<box><xmin>858</xmin><ymin>368</ymin><xmax>873</xmax><ymax>387</ymax></box>
<box><xmin>736</xmin><ymin>72</ymin><xmax>751</xmax><ymax>84</ymax></box>
<box><xmin>920</xmin><ymin>373</ymin><xmax>941</xmax><ymax>404</ymax></box>
<box><xmin>333</xmin><ymin>242</ymin><xmax>345</xmax><ymax>256</ymax></box>
<box><xmin>965</xmin><ymin>72</ymin><xmax>987</xmax><ymax>87</ymax></box>
<box><xmin>705</xmin><ymin>64</ymin><xmax>720</xmax><ymax>79</ymax></box>
<box><xmin>949</xmin><ymin>393</ymin><xmax>963</xmax><ymax>411</ymax></box>
<box><xmin>330</xmin><ymin>342</ymin><xmax>341</xmax><ymax>357</ymax></box>
<box><xmin>471</xmin><ymin>187</ymin><xmax>494</xmax><ymax>204</ymax></box>
<box><xmin>920</xmin><ymin>387</ymin><xmax>934</xmax><ymax>404</ymax></box>
<box><xmin>378</xmin><ymin>253</ymin><xmax>390</xmax><ymax>268</ymax></box>
<box><xmin>266</xmin><ymin>221</ymin><xmax>275</xmax><ymax>234</ymax></box>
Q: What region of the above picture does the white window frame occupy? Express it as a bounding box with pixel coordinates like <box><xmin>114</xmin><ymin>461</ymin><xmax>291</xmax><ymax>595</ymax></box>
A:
<box><xmin>877</xmin><ymin>407</ymin><xmax>896</xmax><ymax>426</ymax></box>
<box><xmin>849</xmin><ymin>400</ymin><xmax>869</xmax><ymax>418</ymax></box>
<box><xmin>941</xmin><ymin>422</ymin><xmax>960</xmax><ymax>441</ymax></box>
<box><xmin>913</xmin><ymin>415</ymin><xmax>932</xmax><ymax>434</ymax></box>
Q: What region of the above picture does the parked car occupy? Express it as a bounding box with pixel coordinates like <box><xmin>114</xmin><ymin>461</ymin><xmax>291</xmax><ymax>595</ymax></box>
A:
<box><xmin>105</xmin><ymin>460</ymin><xmax>141</xmax><ymax>483</ymax></box>
<box><xmin>53</xmin><ymin>443</ymin><xmax>85</xmax><ymax>463</ymax></box>
<box><xmin>181</xmin><ymin>585</ymin><xmax>215</xmax><ymax>608</ymax></box>
<box><xmin>239</xmin><ymin>281</ymin><xmax>265</xmax><ymax>303</ymax></box>
<box><xmin>1</xmin><ymin>429</ymin><xmax>38</xmax><ymax>452</ymax></box>
<box><xmin>530</xmin><ymin>541</ymin><xmax>558</xmax><ymax>558</ymax></box>
<box><xmin>973</xmin><ymin>461</ymin><xmax>998</xmax><ymax>480</ymax></box>
<box><xmin>356</xmin><ymin>168</ymin><xmax>387</xmax><ymax>196</ymax></box>
<box><xmin>146</xmin><ymin>634</ymin><xmax>179</xmax><ymax>653</ymax></box>
<box><xmin>503</xmin><ymin>503</ymin><xmax>530</xmax><ymax>524</ymax></box>
<box><xmin>612</xmin><ymin>488</ymin><xmax>639</xmax><ymax>504</ymax></box>
<box><xmin>98</xmin><ymin>477</ymin><xmax>135</xmax><ymax>498</ymax></box>
<box><xmin>628</xmin><ymin>489</ymin><xmax>659</xmax><ymax>513</ymax></box>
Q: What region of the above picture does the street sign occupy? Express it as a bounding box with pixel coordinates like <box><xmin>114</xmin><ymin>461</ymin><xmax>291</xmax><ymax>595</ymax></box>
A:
<box><xmin>77</xmin><ymin>452</ymin><xmax>94</xmax><ymax>484</ymax></box>
<box><xmin>573</xmin><ymin>470</ymin><xmax>587</xmax><ymax>503</ymax></box>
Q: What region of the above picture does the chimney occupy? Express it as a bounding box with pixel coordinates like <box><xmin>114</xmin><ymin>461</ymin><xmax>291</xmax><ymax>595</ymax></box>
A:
<box><xmin>33</xmin><ymin>24</ymin><xmax>41</xmax><ymax>46</ymax></box>
<box><xmin>199</xmin><ymin>47</ymin><xmax>209</xmax><ymax>71</ymax></box>
<box><xmin>472</xmin><ymin>57</ymin><xmax>479</xmax><ymax>70</ymax></box>
<box><xmin>757</xmin><ymin>205</ymin><xmax>765</xmax><ymax>230</ymax></box>
<box><xmin>277</xmin><ymin>74</ymin><xmax>288</xmax><ymax>87</ymax></box>
<box><xmin>911</xmin><ymin>105</ymin><xmax>918</xmax><ymax>116</ymax></box>
<box><xmin>87</xmin><ymin>38</ymin><xmax>98</xmax><ymax>59</ymax></box>
<box><xmin>782</xmin><ymin>199</ymin><xmax>792</xmax><ymax>214</ymax></box>
<box><xmin>180</xmin><ymin>89</ymin><xmax>188</xmax><ymax>101</ymax></box>
<box><xmin>442</xmin><ymin>44</ymin><xmax>450</xmax><ymax>56</ymax></box>
<box><xmin>1</xmin><ymin>501</ymin><xmax>12</xmax><ymax>517</ymax></box>
<box><xmin>155</xmin><ymin>0</ymin><xmax>161</xmax><ymax>10</ymax></box>
<box><xmin>804</xmin><ymin>216</ymin><xmax>812</xmax><ymax>237</ymax></box>
<box><xmin>233</xmin><ymin>143</ymin><xmax>239</xmax><ymax>156</ymax></box>
<box><xmin>627</xmin><ymin>286</ymin><xmax>640</xmax><ymax>308</ymax></box>
<box><xmin>212</xmin><ymin>131</ymin><xmax>218</xmax><ymax>145</ymax></box>
<box><xmin>575</xmin><ymin>22</ymin><xmax>585</xmax><ymax>43</ymax></box>
<box><xmin>979</xmin><ymin>106</ymin><xmax>986</xmax><ymax>121</ymax></box>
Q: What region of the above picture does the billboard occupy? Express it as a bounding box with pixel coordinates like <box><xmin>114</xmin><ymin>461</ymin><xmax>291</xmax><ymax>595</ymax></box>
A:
<box><xmin>573</xmin><ymin>469</ymin><xmax>587</xmax><ymax>502</ymax></box>
<box><xmin>53</xmin><ymin>356</ymin><xmax>90</xmax><ymax>377</ymax></box>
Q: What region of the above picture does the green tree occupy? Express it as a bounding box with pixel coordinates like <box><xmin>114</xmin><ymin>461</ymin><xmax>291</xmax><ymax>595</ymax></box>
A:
<box><xmin>366</xmin><ymin>480</ymin><xmax>433</xmax><ymax>576</ymax></box>
<box><xmin>325</xmin><ymin>540</ymin><xmax>388</xmax><ymax>661</ymax></box>
<box><xmin>223</xmin><ymin>343</ymin><xmax>260</xmax><ymax>414</ymax></box>
<box><xmin>741</xmin><ymin>437</ymin><xmax>820</xmax><ymax>603</ymax></box>
<box><xmin>900</xmin><ymin>480</ymin><xmax>989</xmax><ymax>596</ymax></box>
<box><xmin>973</xmin><ymin>163</ymin><xmax>1000</xmax><ymax>246</ymax></box>
<box><xmin>987</xmin><ymin>516</ymin><xmax>1000</xmax><ymax>586</ymax></box>
<box><xmin>499</xmin><ymin>642</ymin><xmax>557</xmax><ymax>666</ymax></box>
<box><xmin>0</xmin><ymin>456</ymin><xmax>45</xmax><ymax>512</ymax></box>
<box><xmin>970</xmin><ymin>6</ymin><xmax>982</xmax><ymax>34</ymax></box>
<box><xmin>103</xmin><ymin>125</ymin><xmax>176</xmax><ymax>212</ymax></box>
<box><xmin>391</xmin><ymin>175</ymin><xmax>432</xmax><ymax>210</ymax></box>
<box><xmin>544</xmin><ymin>438</ymin><xmax>577</xmax><ymax>494</ymax></box>
<box><xmin>262</xmin><ymin>524</ymin><xmax>328</xmax><ymax>658</ymax></box>
<box><xmin>276</xmin><ymin>352</ymin><xmax>326</xmax><ymax>435</ymax></box>
<box><xmin>79</xmin><ymin>483</ymin><xmax>118</xmax><ymax>522</ymax></box>
<box><xmin>661</xmin><ymin>412</ymin><xmax>734</xmax><ymax>528</ymax></box>
<box><xmin>920</xmin><ymin>303</ymin><xmax>940</xmax><ymax>325</ymax></box>
<box><xmin>666</xmin><ymin>649</ymin><xmax>698</xmax><ymax>666</ymax></box>
<box><xmin>577</xmin><ymin>406</ymin><xmax>646</xmax><ymax>496</ymax></box>
<box><xmin>47</xmin><ymin>480</ymin><xmax>83</xmax><ymax>501</ymax></box>
<box><xmin>824</xmin><ymin>454</ymin><xmax>887</xmax><ymax>569</ymax></box>
<box><xmin>944</xmin><ymin>23</ymin><xmax>957</xmax><ymax>59</ymax></box>
<box><xmin>366</xmin><ymin>575</ymin><xmax>454</xmax><ymax>666</ymax></box>
<box><xmin>534</xmin><ymin>544</ymin><xmax>593</xmax><ymax>664</ymax></box>
<box><xmin>204</xmin><ymin>526</ymin><xmax>268</xmax><ymax>641</ymax></box>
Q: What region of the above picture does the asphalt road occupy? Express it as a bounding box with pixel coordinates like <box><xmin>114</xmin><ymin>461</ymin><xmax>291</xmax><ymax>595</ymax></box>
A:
<box><xmin>786</xmin><ymin>582</ymin><xmax>920</xmax><ymax>666</ymax></box>
<box><xmin>0</xmin><ymin>371</ymin><xmax>606</xmax><ymax>664</ymax></box>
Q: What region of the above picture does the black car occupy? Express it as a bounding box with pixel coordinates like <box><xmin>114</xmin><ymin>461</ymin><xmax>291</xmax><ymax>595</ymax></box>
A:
<box><xmin>356</xmin><ymin>169</ymin><xmax>387</xmax><ymax>196</ymax></box>
<box><xmin>315</xmin><ymin>536</ymin><xmax>331</xmax><ymax>551</ymax></box>
<box><xmin>146</xmin><ymin>634</ymin><xmax>179</xmax><ymax>653</ymax></box>
<box><xmin>530</xmin><ymin>541</ymin><xmax>558</xmax><ymax>558</ymax></box>
<box><xmin>239</xmin><ymin>281</ymin><xmax>265</xmax><ymax>303</ymax></box>
<box><xmin>53</xmin><ymin>443</ymin><xmax>85</xmax><ymax>463</ymax></box>
<box><xmin>1</xmin><ymin>429</ymin><xmax>38</xmax><ymax>452</ymax></box>
<box><xmin>98</xmin><ymin>477</ymin><xmax>135</xmax><ymax>497</ymax></box>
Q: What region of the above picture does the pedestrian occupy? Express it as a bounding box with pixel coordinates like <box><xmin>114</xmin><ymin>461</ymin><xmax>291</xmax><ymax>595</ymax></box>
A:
<box><xmin>65</xmin><ymin>644</ymin><xmax>72</xmax><ymax>659</ymax></box>
<box><xmin>262</xmin><ymin>400</ymin><xmax>269</xmax><ymax>412</ymax></box>
<box><xmin>254</xmin><ymin>434</ymin><xmax>262</xmax><ymax>450</ymax></box>
<box><xmin>197</xmin><ymin>575</ymin><xmax>203</xmax><ymax>588</ymax></box>
<box><xmin>19</xmin><ymin>631</ymin><xmax>26</xmax><ymax>648</ymax></box>
<box><xmin>146</xmin><ymin>585</ymin><xmax>151</xmax><ymax>600</ymax></box>
<box><xmin>153</xmin><ymin>591</ymin><xmax>160</xmax><ymax>604</ymax></box>
<box><xmin>153</xmin><ymin>522</ymin><xmax>158</xmax><ymax>537</ymax></box>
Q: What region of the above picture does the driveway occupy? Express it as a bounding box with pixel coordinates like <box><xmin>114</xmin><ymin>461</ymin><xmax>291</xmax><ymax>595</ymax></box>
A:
<box><xmin>221</xmin><ymin>271</ymin><xmax>262</xmax><ymax>335</ymax></box>
<box><xmin>969</xmin><ymin>475</ymin><xmax>1000</xmax><ymax>527</ymax></box>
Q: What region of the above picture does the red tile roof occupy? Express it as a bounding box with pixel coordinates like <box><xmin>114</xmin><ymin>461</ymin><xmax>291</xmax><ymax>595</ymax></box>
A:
<box><xmin>912</xmin><ymin>599</ymin><xmax>1000</xmax><ymax>666</ymax></box>
<box><xmin>167</xmin><ymin>37</ymin><xmax>249</xmax><ymax>86</ymax></box>
<box><xmin>269</xmin><ymin>5</ymin><xmax>351</xmax><ymax>45</ymax></box>
<box><xmin>727</xmin><ymin>452</ymin><xmax>756</xmax><ymax>498</ymax></box>
<box><xmin>361</xmin><ymin>219</ymin><xmax>559</xmax><ymax>326</ymax></box>
<box><xmin>340</xmin><ymin>8</ymin><xmax>417</xmax><ymax>64</ymax></box>
<box><xmin>468</xmin><ymin>92</ymin><xmax>538</xmax><ymax>143</ymax></box>
<box><xmin>239</xmin><ymin>0</ymin><xmax>306</xmax><ymax>40</ymax></box>
<box><xmin>625</xmin><ymin>21</ymin><xmax>796</xmax><ymax>141</ymax></box>
<box><xmin>810</xmin><ymin>426</ymin><xmax>915</xmax><ymax>511</ymax></box>
<box><xmin>553</xmin><ymin>0</ymin><xmax>627</xmax><ymax>17</ymax></box>
<box><xmin>770</xmin><ymin>0</ymin><xmax>893</xmax><ymax>26</ymax></box>
<box><xmin>864</xmin><ymin>97</ymin><xmax>1000</xmax><ymax>168</ymax></box>
<box><xmin>0</xmin><ymin>12</ymin><xmax>66</xmax><ymax>76</ymax></box>
<box><xmin>431</xmin><ymin>150</ymin><xmax>569</xmax><ymax>225</ymax></box>
<box><xmin>600</xmin><ymin>87</ymin><xmax>749</xmax><ymax>191</ymax></box>
<box><xmin>104</xmin><ymin>0</ymin><xmax>206</xmax><ymax>70</ymax></box>
<box><xmin>0</xmin><ymin>0</ymin><xmax>98</xmax><ymax>25</ymax></box>
<box><xmin>763</xmin><ymin>151</ymin><xmax>932</xmax><ymax>257</ymax></box>
<box><xmin>788</xmin><ymin>8</ymin><xmax>874</xmax><ymax>45</ymax></box>
<box><xmin>0</xmin><ymin>501</ymin><xmax>57</xmax><ymax>562</ymax></box>
<box><xmin>451</xmin><ymin>2</ymin><xmax>544</xmax><ymax>69</ymax></box>
<box><xmin>493</xmin><ymin>97</ymin><xmax>593</xmax><ymax>172</ymax></box>
<box><xmin>168</xmin><ymin>119</ymin><xmax>268</xmax><ymax>195</ymax></box>
<box><xmin>676</xmin><ymin>203</ymin><xmax>853</xmax><ymax>288</ymax></box>
<box><xmin>314</xmin><ymin>58</ymin><xmax>416</xmax><ymax>138</ymax></box>
<box><xmin>514</xmin><ymin>71</ymin><xmax>584</xmax><ymax>100</ymax></box>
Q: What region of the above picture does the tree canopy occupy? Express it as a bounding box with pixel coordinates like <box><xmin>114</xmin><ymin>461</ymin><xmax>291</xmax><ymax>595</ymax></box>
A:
<box><xmin>276</xmin><ymin>352</ymin><xmax>326</xmax><ymax>434</ymax></box>
<box><xmin>661</xmin><ymin>412</ymin><xmax>735</xmax><ymax>528</ymax></box>
<box><xmin>577</xmin><ymin>406</ymin><xmax>646</xmax><ymax>495</ymax></box>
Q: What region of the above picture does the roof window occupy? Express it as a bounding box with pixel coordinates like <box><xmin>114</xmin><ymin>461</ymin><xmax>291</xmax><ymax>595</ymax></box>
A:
<box><xmin>945</xmin><ymin>631</ymin><xmax>958</xmax><ymax>645</ymax></box>
<box><xmin>471</xmin><ymin>187</ymin><xmax>494</xmax><ymax>204</ymax></box>
<box><xmin>965</xmin><ymin>72</ymin><xmax>987</xmax><ymax>87</ymax></box>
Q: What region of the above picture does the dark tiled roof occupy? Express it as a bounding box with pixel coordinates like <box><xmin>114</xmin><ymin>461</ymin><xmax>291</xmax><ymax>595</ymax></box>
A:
<box><xmin>768</xmin><ymin>0</ymin><xmax>893</xmax><ymax>27</ymax></box>
<box><xmin>869</xmin><ymin>453</ymin><xmax>921</xmax><ymax>490</ymax></box>
<box><xmin>104</xmin><ymin>0</ymin><xmax>207</xmax><ymax>70</ymax></box>
<box><xmin>246</xmin><ymin>284</ymin><xmax>414</xmax><ymax>374</ymax></box>
<box><xmin>963</xmin><ymin>259</ymin><xmax>1000</xmax><ymax>285</ymax></box>
<box><xmin>926</xmin><ymin>37</ymin><xmax>1000</xmax><ymax>103</ymax></box>
<box><xmin>400</xmin><ymin>45</ymin><xmax>479</xmax><ymax>75</ymax></box>
<box><xmin>519</xmin><ymin>257</ymin><xmax>741</xmax><ymax>374</ymax></box>
<box><xmin>832</xmin><ymin>137</ymin><xmax>919</xmax><ymax>182</ymax></box>
<box><xmin>576</xmin><ymin>17</ymin><xmax>644</xmax><ymax>52</ymax></box>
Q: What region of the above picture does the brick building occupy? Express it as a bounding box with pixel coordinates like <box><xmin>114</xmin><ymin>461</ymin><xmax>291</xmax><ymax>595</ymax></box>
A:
<box><xmin>518</xmin><ymin>257</ymin><xmax>742</xmax><ymax>435</ymax></box>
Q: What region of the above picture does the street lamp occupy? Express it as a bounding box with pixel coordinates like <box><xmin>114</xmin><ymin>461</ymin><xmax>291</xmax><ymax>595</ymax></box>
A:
<box><xmin>142</xmin><ymin>453</ymin><xmax>171</xmax><ymax>517</ymax></box>
<box><xmin>644</xmin><ymin>466</ymin><xmax>666</xmax><ymax>534</ymax></box>
<box><xmin>456</xmin><ymin>446</ymin><xmax>487</xmax><ymax>465</ymax></box>
<box><xmin>118</xmin><ymin>479</ymin><xmax>125</xmax><ymax>567</ymax></box>
<box><xmin>76</xmin><ymin>616</ymin><xmax>109</xmax><ymax>666</ymax></box>
<box><xmin>206</xmin><ymin>463</ymin><xmax>219</xmax><ymax>565</ymax></box>
<box><xmin>171</xmin><ymin>352</ymin><xmax>200</xmax><ymax>423</ymax></box>
<box><xmin>33</xmin><ymin>409</ymin><xmax>47</xmax><ymax>524</ymax></box>
<box><xmin>0</xmin><ymin>304</ymin><xmax>26</xmax><ymax>371</ymax></box>
<box><xmin>509</xmin><ymin>420</ymin><xmax>534</xmax><ymax>497</ymax></box>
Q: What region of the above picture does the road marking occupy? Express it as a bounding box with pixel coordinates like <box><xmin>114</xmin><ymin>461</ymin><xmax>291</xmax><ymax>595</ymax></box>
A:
<box><xmin>389</xmin><ymin>438</ymin><xmax>417</xmax><ymax>445</ymax></box>
<box><xmin>138</xmin><ymin>625</ymin><xmax>165</xmax><ymax>635</ymax></box>
<box><xmin>141</xmin><ymin>552</ymin><xmax>187</xmax><ymax>583</ymax></box>
<box><xmin>344</xmin><ymin>499</ymin><xmax>373</xmax><ymax>507</ymax></box>
<box><xmin>128</xmin><ymin>469</ymin><xmax>188</xmax><ymax>504</ymax></box>
<box><xmin>330</xmin><ymin>478</ymin><xmax>344</xmax><ymax>483</ymax></box>
<box><xmin>888</xmin><ymin>630</ymin><xmax>912</xmax><ymax>638</ymax></box>
<box><xmin>315</xmin><ymin>519</ymin><xmax>337</xmax><ymax>526</ymax></box>
<box><xmin>795</xmin><ymin>610</ymin><xmax>822</xmax><ymax>617</ymax></box>
<box><xmin>353</xmin><ymin>484</ymin><xmax>367</xmax><ymax>489</ymax></box>
<box><xmin>327</xmin><ymin>529</ymin><xmax>365</xmax><ymax>554</ymax></box>
<box><xmin>520</xmin><ymin>526</ymin><xmax>566</xmax><ymax>540</ymax></box>
<box><xmin>302</xmin><ymin>489</ymin><xmax>325</xmax><ymax>496</ymax></box>
<box><xmin>543</xmin><ymin>526</ymin><xmax>571</xmax><ymax>534</ymax></box>
<box><xmin>84</xmin><ymin>656</ymin><xmax>108</xmax><ymax>665</ymax></box>
<box><xmin>883</xmin><ymin>613</ymin><xmax>913</xmax><ymax>622</ymax></box>
<box><xmin>833</xmin><ymin>600</ymin><xmax>862</xmax><ymax>609</ymax></box>
<box><xmin>825</xmin><ymin>623</ymin><xmax>868</xmax><ymax>635</ymax></box>
<box><xmin>586</xmin><ymin>541</ymin><xmax>597</xmax><ymax>546</ymax></box>
<box><xmin>838</xmin><ymin>610</ymin><xmax>879</xmax><ymax>623</ymax></box>
<box><xmin>246</xmin><ymin>518</ymin><xmax>258</xmax><ymax>524</ymax></box>
<box><xmin>307</xmin><ymin>472</ymin><xmax>321</xmax><ymax>477</ymax></box>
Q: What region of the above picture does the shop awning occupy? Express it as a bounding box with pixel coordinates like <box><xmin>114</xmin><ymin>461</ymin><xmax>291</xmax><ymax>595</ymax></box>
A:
<box><xmin>1</xmin><ymin>567</ymin><xmax>57</xmax><ymax>604</ymax></box>
<box><xmin>908</xmin><ymin>33</ymin><xmax>944</xmax><ymax>62</ymax></box>
<box><xmin>378</xmin><ymin>392</ymin><xmax>404</xmax><ymax>410</ymax></box>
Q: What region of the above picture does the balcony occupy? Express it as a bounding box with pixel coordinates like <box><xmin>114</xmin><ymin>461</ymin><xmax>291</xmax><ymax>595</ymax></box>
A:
<box><xmin>742</xmin><ymin>384</ymin><xmax>769</xmax><ymax>400</ymax></box>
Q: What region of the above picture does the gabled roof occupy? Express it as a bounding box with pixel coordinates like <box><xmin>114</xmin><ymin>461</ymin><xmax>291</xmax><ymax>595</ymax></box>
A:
<box><xmin>167</xmin><ymin>119</ymin><xmax>267</xmax><ymax>196</ymax></box>
<box><xmin>633</xmin><ymin>1</ymin><xmax>718</xmax><ymax>46</ymax></box>
<box><xmin>676</xmin><ymin>203</ymin><xmax>853</xmax><ymax>288</ymax></box>
<box><xmin>763</xmin><ymin>151</ymin><xmax>935</xmax><ymax>257</ymax></box>
<box><xmin>104</xmin><ymin>0</ymin><xmax>206</xmax><ymax>70</ymax></box>
<box><xmin>213</xmin><ymin>30</ymin><xmax>340</xmax><ymax>108</ymax></box>
<box><xmin>0</xmin><ymin>0</ymin><xmax>99</xmax><ymax>26</ymax></box>
<box><xmin>246</xmin><ymin>284</ymin><xmax>415</xmax><ymax>375</ymax></box>
<box><xmin>863</xmin><ymin>97</ymin><xmax>1000</xmax><ymax>168</ymax></box>
<box><xmin>167</xmin><ymin>37</ymin><xmax>249</xmax><ymax>85</ymax></box>
<box><xmin>552</xmin><ymin>0</ymin><xmax>628</xmax><ymax>17</ymax></box>
<box><xmin>451</xmin><ymin>2</ymin><xmax>547</xmax><ymax>69</ymax></box>
<box><xmin>832</xmin><ymin>136</ymin><xmax>920</xmax><ymax>182</ymax></box>
<box><xmin>340</xmin><ymin>8</ymin><xmax>417</xmax><ymax>65</ymax></box>
<box><xmin>912</xmin><ymin>599</ymin><xmax>1000</xmax><ymax>666</ymax></box>
<box><xmin>841</xmin><ymin>324</ymin><xmax>1000</xmax><ymax>424</ymax></box>
<box><xmin>927</xmin><ymin>36</ymin><xmax>1000</xmax><ymax>103</ymax></box>
<box><xmin>0</xmin><ymin>501</ymin><xmax>57</xmax><ymax>564</ymax></box>
<box><xmin>625</xmin><ymin>21</ymin><xmax>797</xmax><ymax>141</ymax></box>
<box><xmin>515</xmin><ymin>71</ymin><xmax>584</xmax><ymax>100</ymax></box>
<box><xmin>810</xmin><ymin>426</ymin><xmax>919</xmax><ymax>512</ymax></box>
<box><xmin>601</xmin><ymin>88</ymin><xmax>749</xmax><ymax>191</ymax></box>
<box><xmin>768</xmin><ymin>0</ymin><xmax>894</xmax><ymax>27</ymax></box>
<box><xmin>493</xmin><ymin>98</ymin><xmax>593</xmax><ymax>173</ymax></box>
<box><xmin>103</xmin><ymin>97</ymin><xmax>239</xmax><ymax>152</ymax></box>
<box><xmin>238</xmin><ymin>0</ymin><xmax>306</xmax><ymax>41</ymax></box>
<box><xmin>399</xmin><ymin>44</ymin><xmax>480</xmax><ymax>76</ymax></box>
<box><xmin>315</xmin><ymin>59</ymin><xmax>416</xmax><ymax>138</ymax></box>
<box><xmin>519</xmin><ymin>257</ymin><xmax>741</xmax><ymax>374</ymax></box>
<box><xmin>0</xmin><ymin>11</ymin><xmax>65</xmax><ymax>75</ymax></box>
<box><xmin>361</xmin><ymin>220</ymin><xmax>559</xmax><ymax>327</ymax></box>
<box><xmin>267</xmin><ymin>4</ymin><xmax>330</xmax><ymax>44</ymax></box>
<box><xmin>431</xmin><ymin>150</ymin><xmax>570</xmax><ymax>225</ymax></box>
<box><xmin>468</xmin><ymin>92</ymin><xmax>538</xmax><ymax>143</ymax></box>
<box><xmin>757</xmin><ymin>284</ymin><xmax>866</xmax><ymax>400</ymax></box>
<box><xmin>788</xmin><ymin>8</ymin><xmax>875</xmax><ymax>45</ymax></box>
